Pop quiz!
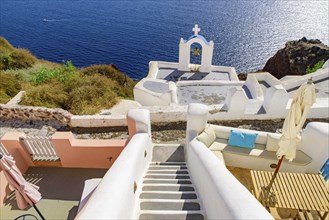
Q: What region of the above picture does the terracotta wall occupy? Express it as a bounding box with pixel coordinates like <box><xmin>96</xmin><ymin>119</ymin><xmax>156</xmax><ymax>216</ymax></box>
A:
<box><xmin>51</xmin><ymin>132</ymin><xmax>127</xmax><ymax>169</ymax></box>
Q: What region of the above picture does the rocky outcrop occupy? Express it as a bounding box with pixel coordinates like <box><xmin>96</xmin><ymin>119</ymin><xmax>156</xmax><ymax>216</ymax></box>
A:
<box><xmin>263</xmin><ymin>37</ymin><xmax>329</xmax><ymax>79</ymax></box>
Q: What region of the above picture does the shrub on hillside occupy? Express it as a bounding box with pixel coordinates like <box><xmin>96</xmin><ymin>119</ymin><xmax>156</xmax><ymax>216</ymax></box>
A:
<box><xmin>0</xmin><ymin>49</ymin><xmax>37</xmax><ymax>70</ymax></box>
<box><xmin>80</xmin><ymin>64</ymin><xmax>135</xmax><ymax>86</ymax></box>
<box><xmin>65</xmin><ymin>74</ymin><xmax>118</xmax><ymax>115</ymax></box>
<box><xmin>0</xmin><ymin>73</ymin><xmax>22</xmax><ymax>103</ymax></box>
<box><xmin>21</xmin><ymin>83</ymin><xmax>68</xmax><ymax>109</ymax></box>
<box><xmin>31</xmin><ymin>61</ymin><xmax>77</xmax><ymax>85</ymax></box>
<box><xmin>0</xmin><ymin>37</ymin><xmax>15</xmax><ymax>53</ymax></box>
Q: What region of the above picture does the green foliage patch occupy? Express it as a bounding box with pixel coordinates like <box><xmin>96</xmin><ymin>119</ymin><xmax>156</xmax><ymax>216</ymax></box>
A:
<box><xmin>31</xmin><ymin>61</ymin><xmax>77</xmax><ymax>85</ymax></box>
<box><xmin>306</xmin><ymin>60</ymin><xmax>325</xmax><ymax>74</ymax></box>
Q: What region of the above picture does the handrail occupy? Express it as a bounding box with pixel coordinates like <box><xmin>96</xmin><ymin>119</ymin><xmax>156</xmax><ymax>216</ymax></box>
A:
<box><xmin>75</xmin><ymin>133</ymin><xmax>152</xmax><ymax>219</ymax></box>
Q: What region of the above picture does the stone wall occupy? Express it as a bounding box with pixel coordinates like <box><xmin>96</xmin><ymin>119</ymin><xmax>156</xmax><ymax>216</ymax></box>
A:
<box><xmin>0</xmin><ymin>104</ymin><xmax>72</xmax><ymax>125</ymax></box>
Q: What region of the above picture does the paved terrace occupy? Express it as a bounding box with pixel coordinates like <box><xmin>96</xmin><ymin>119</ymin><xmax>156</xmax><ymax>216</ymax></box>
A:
<box><xmin>0</xmin><ymin>167</ymin><xmax>107</xmax><ymax>220</ymax></box>
<box><xmin>177</xmin><ymin>85</ymin><xmax>239</xmax><ymax>105</ymax></box>
<box><xmin>156</xmin><ymin>67</ymin><xmax>230</xmax><ymax>82</ymax></box>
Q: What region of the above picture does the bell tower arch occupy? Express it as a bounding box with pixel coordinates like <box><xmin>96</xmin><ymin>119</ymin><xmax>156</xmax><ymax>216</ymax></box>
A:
<box><xmin>178</xmin><ymin>24</ymin><xmax>214</xmax><ymax>72</ymax></box>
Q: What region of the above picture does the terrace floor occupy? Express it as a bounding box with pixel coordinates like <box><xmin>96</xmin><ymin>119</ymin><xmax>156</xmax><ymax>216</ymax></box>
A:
<box><xmin>157</xmin><ymin>67</ymin><xmax>230</xmax><ymax>82</ymax></box>
<box><xmin>0</xmin><ymin>167</ymin><xmax>107</xmax><ymax>220</ymax></box>
<box><xmin>177</xmin><ymin>85</ymin><xmax>238</xmax><ymax>105</ymax></box>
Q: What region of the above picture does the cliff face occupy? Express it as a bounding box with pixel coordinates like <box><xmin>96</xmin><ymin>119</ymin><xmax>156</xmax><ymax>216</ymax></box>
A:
<box><xmin>263</xmin><ymin>37</ymin><xmax>329</xmax><ymax>79</ymax></box>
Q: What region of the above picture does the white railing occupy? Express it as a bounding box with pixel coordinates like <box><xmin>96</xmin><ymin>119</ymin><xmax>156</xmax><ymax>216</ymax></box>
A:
<box><xmin>76</xmin><ymin>133</ymin><xmax>152</xmax><ymax>219</ymax></box>
<box><xmin>0</xmin><ymin>143</ymin><xmax>10</xmax><ymax>156</ymax></box>
<box><xmin>20</xmin><ymin>136</ymin><xmax>59</xmax><ymax>161</ymax></box>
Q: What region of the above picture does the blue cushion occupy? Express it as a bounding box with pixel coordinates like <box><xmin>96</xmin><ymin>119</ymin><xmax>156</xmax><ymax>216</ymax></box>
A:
<box><xmin>228</xmin><ymin>130</ymin><xmax>258</xmax><ymax>149</ymax></box>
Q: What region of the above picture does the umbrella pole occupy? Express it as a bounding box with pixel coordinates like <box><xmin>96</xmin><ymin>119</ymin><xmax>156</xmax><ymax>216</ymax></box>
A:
<box><xmin>267</xmin><ymin>155</ymin><xmax>285</xmax><ymax>191</ymax></box>
<box><xmin>259</xmin><ymin>156</ymin><xmax>285</xmax><ymax>207</ymax></box>
<box><xmin>32</xmin><ymin>203</ymin><xmax>45</xmax><ymax>220</ymax></box>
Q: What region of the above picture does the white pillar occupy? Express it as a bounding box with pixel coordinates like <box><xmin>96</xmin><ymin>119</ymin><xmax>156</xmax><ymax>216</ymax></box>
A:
<box><xmin>186</xmin><ymin>103</ymin><xmax>209</xmax><ymax>145</ymax></box>
<box><xmin>178</xmin><ymin>38</ymin><xmax>190</xmax><ymax>71</ymax></box>
<box><xmin>127</xmin><ymin>109</ymin><xmax>151</xmax><ymax>139</ymax></box>
<box><xmin>200</xmin><ymin>41</ymin><xmax>214</xmax><ymax>73</ymax></box>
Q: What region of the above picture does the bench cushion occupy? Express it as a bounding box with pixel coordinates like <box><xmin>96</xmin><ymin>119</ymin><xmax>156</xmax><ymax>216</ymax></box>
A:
<box><xmin>266</xmin><ymin>134</ymin><xmax>281</xmax><ymax>152</ymax></box>
<box><xmin>228</xmin><ymin>130</ymin><xmax>258</xmax><ymax>149</ymax></box>
<box><xmin>197</xmin><ymin>125</ymin><xmax>216</xmax><ymax>147</ymax></box>
<box><xmin>209</xmin><ymin>138</ymin><xmax>266</xmax><ymax>154</ymax></box>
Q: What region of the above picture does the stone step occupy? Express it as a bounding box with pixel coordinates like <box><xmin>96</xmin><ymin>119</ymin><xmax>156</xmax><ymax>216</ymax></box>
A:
<box><xmin>147</xmin><ymin>170</ymin><xmax>189</xmax><ymax>175</ymax></box>
<box><xmin>140</xmin><ymin>199</ymin><xmax>201</xmax><ymax>211</ymax></box>
<box><xmin>140</xmin><ymin>191</ymin><xmax>197</xmax><ymax>200</ymax></box>
<box><xmin>142</xmin><ymin>184</ymin><xmax>195</xmax><ymax>192</ymax></box>
<box><xmin>143</xmin><ymin>178</ymin><xmax>192</xmax><ymax>184</ymax></box>
<box><xmin>139</xmin><ymin>210</ymin><xmax>205</xmax><ymax>220</ymax></box>
<box><xmin>148</xmin><ymin>165</ymin><xmax>188</xmax><ymax>170</ymax></box>
<box><xmin>144</xmin><ymin>174</ymin><xmax>190</xmax><ymax>179</ymax></box>
<box><xmin>150</xmin><ymin>162</ymin><xmax>187</xmax><ymax>166</ymax></box>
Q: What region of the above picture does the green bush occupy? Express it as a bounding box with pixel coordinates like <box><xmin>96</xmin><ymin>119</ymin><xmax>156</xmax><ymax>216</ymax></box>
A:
<box><xmin>65</xmin><ymin>74</ymin><xmax>118</xmax><ymax>115</ymax></box>
<box><xmin>20</xmin><ymin>83</ymin><xmax>68</xmax><ymax>108</ymax></box>
<box><xmin>80</xmin><ymin>64</ymin><xmax>135</xmax><ymax>86</ymax></box>
<box><xmin>0</xmin><ymin>73</ymin><xmax>22</xmax><ymax>103</ymax></box>
<box><xmin>31</xmin><ymin>61</ymin><xmax>77</xmax><ymax>85</ymax></box>
<box><xmin>306</xmin><ymin>60</ymin><xmax>325</xmax><ymax>74</ymax></box>
<box><xmin>10</xmin><ymin>49</ymin><xmax>37</xmax><ymax>69</ymax></box>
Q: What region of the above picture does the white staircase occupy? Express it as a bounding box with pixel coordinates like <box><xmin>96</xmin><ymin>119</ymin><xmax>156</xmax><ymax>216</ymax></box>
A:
<box><xmin>138</xmin><ymin>161</ymin><xmax>206</xmax><ymax>220</ymax></box>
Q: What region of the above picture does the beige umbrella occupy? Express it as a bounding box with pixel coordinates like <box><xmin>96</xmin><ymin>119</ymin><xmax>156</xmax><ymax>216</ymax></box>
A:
<box><xmin>277</xmin><ymin>78</ymin><xmax>316</xmax><ymax>161</ymax></box>
<box><xmin>0</xmin><ymin>154</ymin><xmax>44</xmax><ymax>220</ymax></box>
<box><xmin>261</xmin><ymin>78</ymin><xmax>316</xmax><ymax>206</ymax></box>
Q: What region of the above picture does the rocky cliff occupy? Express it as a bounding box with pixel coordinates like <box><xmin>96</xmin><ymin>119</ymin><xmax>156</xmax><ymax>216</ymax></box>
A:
<box><xmin>263</xmin><ymin>37</ymin><xmax>329</xmax><ymax>79</ymax></box>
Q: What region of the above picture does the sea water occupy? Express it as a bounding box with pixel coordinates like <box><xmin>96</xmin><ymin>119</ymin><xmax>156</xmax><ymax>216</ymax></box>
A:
<box><xmin>0</xmin><ymin>0</ymin><xmax>328</xmax><ymax>79</ymax></box>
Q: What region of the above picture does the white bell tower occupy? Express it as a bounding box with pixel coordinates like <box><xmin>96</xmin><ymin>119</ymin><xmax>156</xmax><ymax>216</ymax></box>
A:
<box><xmin>178</xmin><ymin>24</ymin><xmax>214</xmax><ymax>72</ymax></box>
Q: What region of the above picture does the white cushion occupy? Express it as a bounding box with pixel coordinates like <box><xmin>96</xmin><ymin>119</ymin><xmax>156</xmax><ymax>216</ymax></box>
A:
<box><xmin>266</xmin><ymin>134</ymin><xmax>281</xmax><ymax>152</ymax></box>
<box><xmin>249</xmin><ymin>149</ymin><xmax>264</xmax><ymax>156</ymax></box>
<box><xmin>209</xmin><ymin>138</ymin><xmax>227</xmax><ymax>151</ymax></box>
<box><xmin>197</xmin><ymin>125</ymin><xmax>216</xmax><ymax>147</ymax></box>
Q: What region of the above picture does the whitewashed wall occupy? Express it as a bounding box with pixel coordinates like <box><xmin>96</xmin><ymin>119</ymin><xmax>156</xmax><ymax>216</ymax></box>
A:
<box><xmin>300</xmin><ymin>122</ymin><xmax>329</xmax><ymax>173</ymax></box>
<box><xmin>187</xmin><ymin>139</ymin><xmax>274</xmax><ymax>219</ymax></box>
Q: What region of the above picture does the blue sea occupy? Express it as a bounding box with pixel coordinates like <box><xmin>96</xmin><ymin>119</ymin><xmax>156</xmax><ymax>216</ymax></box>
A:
<box><xmin>1</xmin><ymin>0</ymin><xmax>328</xmax><ymax>79</ymax></box>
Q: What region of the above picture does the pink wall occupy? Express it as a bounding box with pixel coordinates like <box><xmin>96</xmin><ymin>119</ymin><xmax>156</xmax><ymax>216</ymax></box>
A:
<box><xmin>1</xmin><ymin>132</ymin><xmax>33</xmax><ymax>173</ymax></box>
<box><xmin>0</xmin><ymin>131</ymin><xmax>128</xmax><ymax>207</ymax></box>
<box><xmin>51</xmin><ymin>132</ymin><xmax>127</xmax><ymax>168</ymax></box>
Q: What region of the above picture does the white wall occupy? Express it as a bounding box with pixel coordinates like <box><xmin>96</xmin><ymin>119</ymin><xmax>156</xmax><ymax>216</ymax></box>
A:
<box><xmin>75</xmin><ymin>133</ymin><xmax>152</xmax><ymax>220</ymax></box>
<box><xmin>300</xmin><ymin>122</ymin><xmax>329</xmax><ymax>173</ymax></box>
<box><xmin>187</xmin><ymin>139</ymin><xmax>273</xmax><ymax>219</ymax></box>
<box><xmin>134</xmin><ymin>79</ymin><xmax>174</xmax><ymax>106</ymax></box>
<box><xmin>245</xmin><ymin>74</ymin><xmax>264</xmax><ymax>100</ymax></box>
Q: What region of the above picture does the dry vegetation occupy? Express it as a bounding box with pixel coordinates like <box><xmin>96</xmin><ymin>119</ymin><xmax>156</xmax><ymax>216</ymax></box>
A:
<box><xmin>0</xmin><ymin>36</ymin><xmax>136</xmax><ymax>114</ymax></box>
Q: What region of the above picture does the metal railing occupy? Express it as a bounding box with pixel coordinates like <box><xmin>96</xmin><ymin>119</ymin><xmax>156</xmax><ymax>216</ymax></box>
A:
<box><xmin>20</xmin><ymin>136</ymin><xmax>59</xmax><ymax>161</ymax></box>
